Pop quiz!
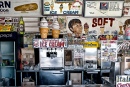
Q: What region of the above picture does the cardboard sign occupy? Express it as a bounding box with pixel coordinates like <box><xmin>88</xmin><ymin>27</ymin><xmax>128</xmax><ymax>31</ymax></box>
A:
<box><xmin>84</xmin><ymin>0</ymin><xmax>124</xmax><ymax>17</ymax></box>
<box><xmin>42</xmin><ymin>0</ymin><xmax>83</xmax><ymax>15</ymax></box>
<box><xmin>0</xmin><ymin>0</ymin><xmax>41</xmax><ymax>16</ymax></box>
<box><xmin>33</xmin><ymin>39</ymin><xmax>67</xmax><ymax>48</ymax></box>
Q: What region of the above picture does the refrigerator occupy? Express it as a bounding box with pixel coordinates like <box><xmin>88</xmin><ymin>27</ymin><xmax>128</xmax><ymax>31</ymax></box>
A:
<box><xmin>0</xmin><ymin>32</ymin><xmax>18</xmax><ymax>86</ymax></box>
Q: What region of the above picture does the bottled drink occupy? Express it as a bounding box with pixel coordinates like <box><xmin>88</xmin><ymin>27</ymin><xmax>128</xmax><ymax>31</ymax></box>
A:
<box><xmin>18</xmin><ymin>17</ymin><xmax>24</xmax><ymax>34</ymax></box>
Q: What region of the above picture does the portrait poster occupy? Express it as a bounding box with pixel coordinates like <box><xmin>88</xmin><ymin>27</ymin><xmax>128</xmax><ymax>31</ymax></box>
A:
<box><xmin>66</xmin><ymin>17</ymin><xmax>130</xmax><ymax>38</ymax></box>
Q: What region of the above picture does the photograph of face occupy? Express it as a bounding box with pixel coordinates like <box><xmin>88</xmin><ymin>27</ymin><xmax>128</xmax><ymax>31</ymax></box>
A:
<box><xmin>68</xmin><ymin>19</ymin><xmax>83</xmax><ymax>38</ymax></box>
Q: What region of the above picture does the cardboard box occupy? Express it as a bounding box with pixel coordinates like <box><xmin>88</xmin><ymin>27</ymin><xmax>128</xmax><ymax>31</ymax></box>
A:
<box><xmin>22</xmin><ymin>82</ymin><xmax>35</xmax><ymax>86</ymax></box>
<box><xmin>70</xmin><ymin>73</ymin><xmax>82</xmax><ymax>84</ymax></box>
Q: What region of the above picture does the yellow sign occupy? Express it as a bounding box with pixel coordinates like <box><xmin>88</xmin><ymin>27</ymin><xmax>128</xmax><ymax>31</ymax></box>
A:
<box><xmin>83</xmin><ymin>42</ymin><xmax>98</xmax><ymax>48</ymax></box>
<box><xmin>0</xmin><ymin>25</ymin><xmax>12</xmax><ymax>32</ymax></box>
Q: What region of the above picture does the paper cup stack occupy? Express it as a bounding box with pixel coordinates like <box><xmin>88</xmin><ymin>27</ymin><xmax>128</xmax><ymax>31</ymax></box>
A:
<box><xmin>40</xmin><ymin>18</ymin><xmax>49</xmax><ymax>38</ymax></box>
<box><xmin>52</xmin><ymin>20</ymin><xmax>60</xmax><ymax>38</ymax></box>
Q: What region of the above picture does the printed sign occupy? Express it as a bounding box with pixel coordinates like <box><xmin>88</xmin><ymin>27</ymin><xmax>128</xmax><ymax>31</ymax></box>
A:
<box><xmin>0</xmin><ymin>0</ymin><xmax>41</xmax><ymax>16</ymax></box>
<box><xmin>84</xmin><ymin>0</ymin><xmax>124</xmax><ymax>17</ymax></box>
<box><xmin>42</xmin><ymin>0</ymin><xmax>83</xmax><ymax>15</ymax></box>
<box><xmin>0</xmin><ymin>25</ymin><xmax>12</xmax><ymax>31</ymax></box>
<box><xmin>116</xmin><ymin>75</ymin><xmax>130</xmax><ymax>87</ymax></box>
<box><xmin>83</xmin><ymin>42</ymin><xmax>98</xmax><ymax>48</ymax></box>
<box><xmin>66</xmin><ymin>17</ymin><xmax>130</xmax><ymax>38</ymax></box>
<box><xmin>33</xmin><ymin>39</ymin><xmax>67</xmax><ymax>48</ymax></box>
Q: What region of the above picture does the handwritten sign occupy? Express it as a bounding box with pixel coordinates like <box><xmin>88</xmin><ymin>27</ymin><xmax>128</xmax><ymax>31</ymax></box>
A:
<box><xmin>33</xmin><ymin>39</ymin><xmax>67</xmax><ymax>48</ymax></box>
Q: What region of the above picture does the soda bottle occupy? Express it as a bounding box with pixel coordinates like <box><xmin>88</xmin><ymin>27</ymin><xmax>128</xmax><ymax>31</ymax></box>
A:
<box><xmin>18</xmin><ymin>17</ymin><xmax>24</xmax><ymax>34</ymax></box>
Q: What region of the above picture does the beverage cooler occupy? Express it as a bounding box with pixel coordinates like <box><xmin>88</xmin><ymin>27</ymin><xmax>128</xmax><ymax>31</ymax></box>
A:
<box><xmin>33</xmin><ymin>38</ymin><xmax>67</xmax><ymax>85</ymax></box>
<box><xmin>0</xmin><ymin>32</ymin><xmax>18</xmax><ymax>86</ymax></box>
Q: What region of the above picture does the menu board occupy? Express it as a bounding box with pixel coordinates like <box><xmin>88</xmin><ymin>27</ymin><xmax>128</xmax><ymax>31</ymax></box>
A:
<box><xmin>42</xmin><ymin>0</ymin><xmax>83</xmax><ymax>15</ymax></box>
<box><xmin>84</xmin><ymin>0</ymin><xmax>124</xmax><ymax>17</ymax></box>
<box><xmin>0</xmin><ymin>0</ymin><xmax>41</xmax><ymax>16</ymax></box>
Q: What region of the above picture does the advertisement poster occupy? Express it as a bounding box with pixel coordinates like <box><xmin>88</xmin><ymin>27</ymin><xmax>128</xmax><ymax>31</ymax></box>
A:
<box><xmin>42</xmin><ymin>0</ymin><xmax>83</xmax><ymax>15</ymax></box>
<box><xmin>66</xmin><ymin>17</ymin><xmax>130</xmax><ymax>38</ymax></box>
<box><xmin>0</xmin><ymin>0</ymin><xmax>41</xmax><ymax>16</ymax></box>
<box><xmin>84</xmin><ymin>0</ymin><xmax>124</xmax><ymax>17</ymax></box>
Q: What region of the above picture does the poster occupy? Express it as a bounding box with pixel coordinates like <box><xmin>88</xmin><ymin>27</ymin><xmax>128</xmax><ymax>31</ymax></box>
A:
<box><xmin>42</xmin><ymin>0</ymin><xmax>83</xmax><ymax>15</ymax></box>
<box><xmin>0</xmin><ymin>0</ymin><xmax>41</xmax><ymax>16</ymax></box>
<box><xmin>66</xmin><ymin>17</ymin><xmax>130</xmax><ymax>38</ymax></box>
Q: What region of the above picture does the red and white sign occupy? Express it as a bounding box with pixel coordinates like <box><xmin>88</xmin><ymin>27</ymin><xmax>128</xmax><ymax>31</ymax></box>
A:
<box><xmin>33</xmin><ymin>39</ymin><xmax>67</xmax><ymax>48</ymax></box>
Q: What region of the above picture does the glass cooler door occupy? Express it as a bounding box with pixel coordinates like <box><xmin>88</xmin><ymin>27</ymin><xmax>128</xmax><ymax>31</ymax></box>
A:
<box><xmin>0</xmin><ymin>41</ymin><xmax>15</xmax><ymax>86</ymax></box>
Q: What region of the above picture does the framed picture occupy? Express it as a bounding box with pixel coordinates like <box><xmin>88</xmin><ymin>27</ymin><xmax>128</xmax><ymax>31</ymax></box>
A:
<box><xmin>83</xmin><ymin>0</ymin><xmax>124</xmax><ymax>17</ymax></box>
<box><xmin>64</xmin><ymin>50</ymin><xmax>72</xmax><ymax>66</ymax></box>
<box><xmin>42</xmin><ymin>0</ymin><xmax>83</xmax><ymax>15</ymax></box>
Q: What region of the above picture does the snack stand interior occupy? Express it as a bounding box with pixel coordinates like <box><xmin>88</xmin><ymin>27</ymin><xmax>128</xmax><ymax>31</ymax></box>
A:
<box><xmin>1</xmin><ymin>0</ymin><xmax>130</xmax><ymax>87</ymax></box>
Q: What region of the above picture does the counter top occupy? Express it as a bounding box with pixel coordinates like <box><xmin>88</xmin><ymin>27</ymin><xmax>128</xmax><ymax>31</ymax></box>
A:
<box><xmin>37</xmin><ymin>84</ymin><xmax>110</xmax><ymax>87</ymax></box>
<box><xmin>2</xmin><ymin>84</ymin><xmax>110</xmax><ymax>87</ymax></box>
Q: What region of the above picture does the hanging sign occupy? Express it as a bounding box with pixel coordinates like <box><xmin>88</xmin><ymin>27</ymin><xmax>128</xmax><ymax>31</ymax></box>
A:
<box><xmin>33</xmin><ymin>39</ymin><xmax>67</xmax><ymax>48</ymax></box>
<box><xmin>84</xmin><ymin>0</ymin><xmax>124</xmax><ymax>17</ymax></box>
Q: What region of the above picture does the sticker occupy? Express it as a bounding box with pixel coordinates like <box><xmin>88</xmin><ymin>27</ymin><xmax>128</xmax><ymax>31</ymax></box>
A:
<box><xmin>100</xmin><ymin>2</ymin><xmax>109</xmax><ymax>10</ymax></box>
